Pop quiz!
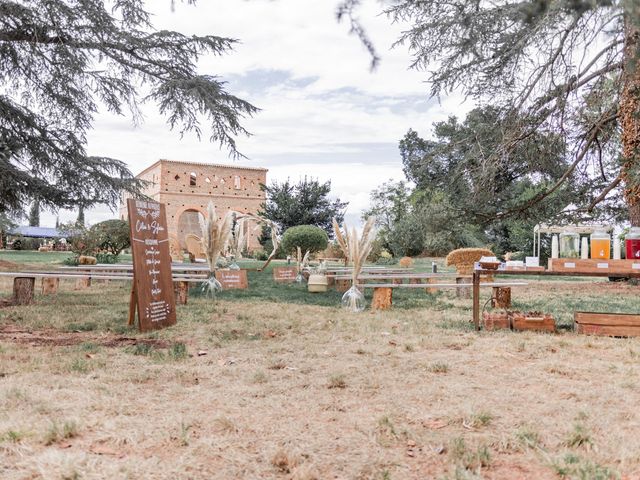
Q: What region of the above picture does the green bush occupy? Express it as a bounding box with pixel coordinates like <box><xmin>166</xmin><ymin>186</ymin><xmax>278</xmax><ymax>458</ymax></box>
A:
<box><xmin>375</xmin><ymin>256</ymin><xmax>397</xmax><ymax>266</ymax></box>
<box><xmin>281</xmin><ymin>225</ymin><xmax>328</xmax><ymax>255</ymax></box>
<box><xmin>252</xmin><ymin>250</ymin><xmax>269</xmax><ymax>261</ymax></box>
<box><xmin>63</xmin><ymin>255</ymin><xmax>80</xmax><ymax>266</ymax></box>
<box><xmin>95</xmin><ymin>252</ymin><xmax>119</xmax><ymax>264</ymax></box>
<box><xmin>90</xmin><ymin>219</ymin><xmax>130</xmax><ymax>256</ymax></box>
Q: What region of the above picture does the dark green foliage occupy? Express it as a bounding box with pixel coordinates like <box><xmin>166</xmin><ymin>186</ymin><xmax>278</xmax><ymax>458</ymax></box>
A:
<box><xmin>28</xmin><ymin>201</ymin><xmax>39</xmax><ymax>227</ymax></box>
<box><xmin>95</xmin><ymin>252</ymin><xmax>119</xmax><ymax>264</ymax></box>
<box><xmin>281</xmin><ymin>225</ymin><xmax>328</xmax><ymax>254</ymax></box>
<box><xmin>399</xmin><ymin>107</ymin><xmax>578</xmax><ymax>254</ymax></box>
<box><xmin>90</xmin><ymin>220</ymin><xmax>130</xmax><ymax>256</ymax></box>
<box><xmin>10</xmin><ymin>236</ymin><xmax>41</xmax><ymax>251</ymax></box>
<box><xmin>259</xmin><ymin>177</ymin><xmax>347</xmax><ymax>236</ymax></box>
<box><xmin>0</xmin><ymin>1</ymin><xmax>256</xmax><ymax>215</ymax></box>
<box><xmin>344</xmin><ymin>0</ymin><xmax>637</xmax><ymax>220</ymax></box>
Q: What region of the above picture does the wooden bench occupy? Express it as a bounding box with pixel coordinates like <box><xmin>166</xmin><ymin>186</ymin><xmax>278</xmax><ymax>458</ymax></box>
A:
<box><xmin>0</xmin><ymin>270</ymin><xmax>208</xmax><ymax>306</ymax></box>
<box><xmin>358</xmin><ymin>281</ymin><xmax>528</xmax><ymax>310</ymax></box>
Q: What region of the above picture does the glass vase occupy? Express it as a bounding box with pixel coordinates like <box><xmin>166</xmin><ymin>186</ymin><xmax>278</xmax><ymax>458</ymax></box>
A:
<box><xmin>341</xmin><ymin>285</ymin><xmax>365</xmax><ymax>312</ymax></box>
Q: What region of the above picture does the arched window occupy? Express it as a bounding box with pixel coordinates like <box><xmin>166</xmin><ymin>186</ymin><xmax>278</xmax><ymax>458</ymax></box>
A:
<box><xmin>234</xmin><ymin>175</ymin><xmax>241</xmax><ymax>190</ymax></box>
<box><xmin>189</xmin><ymin>172</ymin><xmax>197</xmax><ymax>186</ymax></box>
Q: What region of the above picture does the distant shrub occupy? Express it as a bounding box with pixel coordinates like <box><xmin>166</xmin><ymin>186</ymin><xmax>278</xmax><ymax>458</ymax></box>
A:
<box><xmin>375</xmin><ymin>256</ymin><xmax>396</xmax><ymax>266</ymax></box>
<box><xmin>252</xmin><ymin>250</ymin><xmax>269</xmax><ymax>261</ymax></box>
<box><xmin>95</xmin><ymin>252</ymin><xmax>119</xmax><ymax>264</ymax></box>
<box><xmin>63</xmin><ymin>255</ymin><xmax>80</xmax><ymax>266</ymax></box>
<box><xmin>281</xmin><ymin>225</ymin><xmax>328</xmax><ymax>255</ymax></box>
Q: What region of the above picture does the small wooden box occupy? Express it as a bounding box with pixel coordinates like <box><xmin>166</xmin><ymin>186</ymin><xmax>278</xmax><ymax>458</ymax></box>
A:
<box><xmin>575</xmin><ymin>312</ymin><xmax>640</xmax><ymax>337</ymax></box>
<box><xmin>483</xmin><ymin>311</ymin><xmax>510</xmax><ymax>331</ymax></box>
<box><xmin>511</xmin><ymin>312</ymin><xmax>555</xmax><ymax>333</ymax></box>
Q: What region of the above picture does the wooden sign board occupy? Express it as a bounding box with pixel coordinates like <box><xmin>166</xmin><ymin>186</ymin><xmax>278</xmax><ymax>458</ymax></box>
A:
<box><xmin>272</xmin><ymin>266</ymin><xmax>298</xmax><ymax>283</ymax></box>
<box><xmin>127</xmin><ymin>199</ymin><xmax>177</xmax><ymax>332</ymax></box>
<box><xmin>215</xmin><ymin>269</ymin><xmax>248</xmax><ymax>289</ymax></box>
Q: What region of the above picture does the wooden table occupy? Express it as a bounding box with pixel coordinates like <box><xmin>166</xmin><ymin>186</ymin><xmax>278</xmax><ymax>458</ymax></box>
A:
<box><xmin>472</xmin><ymin>269</ymin><xmax>640</xmax><ymax>330</ymax></box>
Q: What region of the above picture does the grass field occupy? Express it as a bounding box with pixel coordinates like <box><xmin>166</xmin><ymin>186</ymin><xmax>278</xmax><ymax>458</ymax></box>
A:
<box><xmin>1</xmin><ymin>252</ymin><xmax>639</xmax><ymax>479</ymax></box>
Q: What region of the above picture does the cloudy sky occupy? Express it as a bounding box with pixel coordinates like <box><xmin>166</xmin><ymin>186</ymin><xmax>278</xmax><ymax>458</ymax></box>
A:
<box><xmin>44</xmin><ymin>0</ymin><xmax>467</xmax><ymax>227</ymax></box>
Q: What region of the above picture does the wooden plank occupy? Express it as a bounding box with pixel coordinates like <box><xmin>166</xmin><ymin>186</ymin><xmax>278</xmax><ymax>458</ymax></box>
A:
<box><xmin>575</xmin><ymin>311</ymin><xmax>640</xmax><ymax>327</ymax></box>
<box><xmin>576</xmin><ymin>324</ymin><xmax>640</xmax><ymax>337</ymax></box>
<box><xmin>512</xmin><ymin>313</ymin><xmax>555</xmax><ymax>333</ymax></box>
<box><xmin>215</xmin><ymin>269</ymin><xmax>248</xmax><ymax>289</ymax></box>
<box><xmin>272</xmin><ymin>266</ymin><xmax>298</xmax><ymax>283</ymax></box>
<box><xmin>472</xmin><ymin>272</ymin><xmax>480</xmax><ymax>330</ymax></box>
<box><xmin>359</xmin><ymin>282</ymin><xmax>528</xmax><ymax>289</ymax></box>
<box><xmin>549</xmin><ymin>258</ymin><xmax>640</xmax><ymax>275</ymax></box>
<box><xmin>127</xmin><ymin>198</ymin><xmax>177</xmax><ymax>332</ymax></box>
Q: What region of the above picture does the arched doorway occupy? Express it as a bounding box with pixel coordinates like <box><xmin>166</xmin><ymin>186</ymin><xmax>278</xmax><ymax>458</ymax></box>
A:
<box><xmin>177</xmin><ymin>209</ymin><xmax>205</xmax><ymax>249</ymax></box>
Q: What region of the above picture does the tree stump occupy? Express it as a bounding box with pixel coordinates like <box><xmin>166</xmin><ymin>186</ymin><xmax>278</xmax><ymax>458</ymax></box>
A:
<box><xmin>13</xmin><ymin>277</ymin><xmax>35</xmax><ymax>305</ymax></box>
<box><xmin>456</xmin><ymin>277</ymin><xmax>471</xmax><ymax>299</ymax></box>
<box><xmin>491</xmin><ymin>287</ymin><xmax>511</xmax><ymax>309</ymax></box>
<box><xmin>74</xmin><ymin>277</ymin><xmax>91</xmax><ymax>290</ymax></box>
<box><xmin>41</xmin><ymin>277</ymin><xmax>59</xmax><ymax>295</ymax></box>
<box><xmin>174</xmin><ymin>281</ymin><xmax>188</xmax><ymax>305</ymax></box>
<box><xmin>425</xmin><ymin>278</ymin><xmax>438</xmax><ymax>294</ymax></box>
<box><xmin>372</xmin><ymin>287</ymin><xmax>393</xmax><ymax>310</ymax></box>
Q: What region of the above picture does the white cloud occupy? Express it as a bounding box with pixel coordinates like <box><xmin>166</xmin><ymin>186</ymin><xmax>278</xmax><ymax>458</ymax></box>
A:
<box><xmin>39</xmin><ymin>0</ymin><xmax>470</xmax><ymax>228</ymax></box>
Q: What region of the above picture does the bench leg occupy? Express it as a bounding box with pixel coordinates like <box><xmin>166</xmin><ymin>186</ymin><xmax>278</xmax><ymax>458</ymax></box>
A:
<box><xmin>456</xmin><ymin>277</ymin><xmax>471</xmax><ymax>299</ymax></box>
<box><xmin>13</xmin><ymin>277</ymin><xmax>35</xmax><ymax>305</ymax></box>
<box><xmin>372</xmin><ymin>287</ymin><xmax>393</xmax><ymax>310</ymax></box>
<box><xmin>74</xmin><ymin>277</ymin><xmax>91</xmax><ymax>290</ymax></box>
<box><xmin>175</xmin><ymin>281</ymin><xmax>188</xmax><ymax>305</ymax></box>
<box><xmin>41</xmin><ymin>277</ymin><xmax>59</xmax><ymax>295</ymax></box>
<box><xmin>491</xmin><ymin>287</ymin><xmax>511</xmax><ymax>309</ymax></box>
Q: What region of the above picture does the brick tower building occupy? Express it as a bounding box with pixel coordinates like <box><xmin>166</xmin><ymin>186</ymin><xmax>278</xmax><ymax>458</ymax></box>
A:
<box><xmin>120</xmin><ymin>159</ymin><xmax>268</xmax><ymax>251</ymax></box>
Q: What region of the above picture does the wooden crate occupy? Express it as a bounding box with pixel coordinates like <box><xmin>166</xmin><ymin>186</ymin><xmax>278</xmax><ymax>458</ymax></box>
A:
<box><xmin>511</xmin><ymin>312</ymin><xmax>555</xmax><ymax>333</ymax></box>
<box><xmin>575</xmin><ymin>312</ymin><xmax>640</xmax><ymax>337</ymax></box>
<box><xmin>482</xmin><ymin>311</ymin><xmax>510</xmax><ymax>331</ymax></box>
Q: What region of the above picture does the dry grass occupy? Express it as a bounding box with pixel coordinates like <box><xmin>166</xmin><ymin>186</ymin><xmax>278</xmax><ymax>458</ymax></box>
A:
<box><xmin>0</xmin><ymin>269</ymin><xmax>640</xmax><ymax>478</ymax></box>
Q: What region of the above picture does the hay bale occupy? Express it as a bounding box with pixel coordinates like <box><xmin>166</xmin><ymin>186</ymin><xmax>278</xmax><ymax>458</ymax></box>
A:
<box><xmin>78</xmin><ymin>255</ymin><xmax>97</xmax><ymax>265</ymax></box>
<box><xmin>399</xmin><ymin>256</ymin><xmax>414</xmax><ymax>268</ymax></box>
<box><xmin>445</xmin><ymin>248</ymin><xmax>494</xmax><ymax>275</ymax></box>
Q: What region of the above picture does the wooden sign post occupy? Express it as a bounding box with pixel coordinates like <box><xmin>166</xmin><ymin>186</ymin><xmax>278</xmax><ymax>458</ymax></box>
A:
<box><xmin>127</xmin><ymin>199</ymin><xmax>177</xmax><ymax>332</ymax></box>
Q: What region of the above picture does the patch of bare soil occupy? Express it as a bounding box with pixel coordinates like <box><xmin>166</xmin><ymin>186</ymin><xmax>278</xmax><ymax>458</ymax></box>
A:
<box><xmin>0</xmin><ymin>259</ymin><xmax>21</xmax><ymax>271</ymax></box>
<box><xmin>0</xmin><ymin>324</ymin><xmax>170</xmax><ymax>348</ymax></box>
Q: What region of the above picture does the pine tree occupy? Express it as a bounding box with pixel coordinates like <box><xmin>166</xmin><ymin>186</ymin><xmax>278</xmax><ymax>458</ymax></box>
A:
<box><xmin>28</xmin><ymin>201</ymin><xmax>40</xmax><ymax>227</ymax></box>
<box><xmin>76</xmin><ymin>206</ymin><xmax>85</xmax><ymax>228</ymax></box>
<box><xmin>0</xmin><ymin>1</ymin><xmax>257</xmax><ymax>216</ymax></box>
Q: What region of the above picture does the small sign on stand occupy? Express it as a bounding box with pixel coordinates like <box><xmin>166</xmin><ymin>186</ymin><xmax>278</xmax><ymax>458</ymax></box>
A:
<box><xmin>215</xmin><ymin>269</ymin><xmax>248</xmax><ymax>289</ymax></box>
<box><xmin>127</xmin><ymin>199</ymin><xmax>177</xmax><ymax>332</ymax></box>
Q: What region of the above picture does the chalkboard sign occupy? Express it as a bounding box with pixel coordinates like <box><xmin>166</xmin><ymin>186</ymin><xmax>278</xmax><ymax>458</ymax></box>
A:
<box><xmin>215</xmin><ymin>269</ymin><xmax>248</xmax><ymax>289</ymax></box>
<box><xmin>272</xmin><ymin>266</ymin><xmax>298</xmax><ymax>283</ymax></box>
<box><xmin>127</xmin><ymin>199</ymin><xmax>177</xmax><ymax>332</ymax></box>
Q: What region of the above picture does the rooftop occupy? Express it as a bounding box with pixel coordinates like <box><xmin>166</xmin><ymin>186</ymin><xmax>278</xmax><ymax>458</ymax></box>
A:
<box><xmin>138</xmin><ymin>159</ymin><xmax>268</xmax><ymax>177</ymax></box>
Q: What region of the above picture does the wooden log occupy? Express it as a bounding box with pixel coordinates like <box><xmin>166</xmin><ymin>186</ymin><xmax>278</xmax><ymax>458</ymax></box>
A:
<box><xmin>456</xmin><ymin>276</ymin><xmax>471</xmax><ymax>299</ymax></box>
<box><xmin>13</xmin><ymin>277</ymin><xmax>35</xmax><ymax>305</ymax></box>
<box><xmin>425</xmin><ymin>277</ymin><xmax>438</xmax><ymax>294</ymax></box>
<box><xmin>174</xmin><ymin>281</ymin><xmax>189</xmax><ymax>305</ymax></box>
<box><xmin>74</xmin><ymin>277</ymin><xmax>91</xmax><ymax>290</ymax></box>
<box><xmin>491</xmin><ymin>287</ymin><xmax>511</xmax><ymax>309</ymax></box>
<box><xmin>371</xmin><ymin>287</ymin><xmax>393</xmax><ymax>310</ymax></box>
<box><xmin>41</xmin><ymin>277</ymin><xmax>59</xmax><ymax>295</ymax></box>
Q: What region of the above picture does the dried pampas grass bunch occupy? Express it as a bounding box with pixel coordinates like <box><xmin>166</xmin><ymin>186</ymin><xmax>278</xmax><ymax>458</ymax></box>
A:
<box><xmin>332</xmin><ymin>217</ymin><xmax>349</xmax><ymax>263</ymax></box>
<box><xmin>229</xmin><ymin>216</ymin><xmax>248</xmax><ymax>260</ymax></box>
<box><xmin>199</xmin><ymin>202</ymin><xmax>233</xmax><ymax>296</ymax></box>
<box><xmin>336</xmin><ymin>216</ymin><xmax>376</xmax><ymax>312</ymax></box>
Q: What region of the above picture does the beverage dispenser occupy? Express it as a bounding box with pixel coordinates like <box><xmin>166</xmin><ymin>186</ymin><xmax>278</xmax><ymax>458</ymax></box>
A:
<box><xmin>590</xmin><ymin>230</ymin><xmax>611</xmax><ymax>260</ymax></box>
<box><xmin>626</xmin><ymin>227</ymin><xmax>640</xmax><ymax>260</ymax></box>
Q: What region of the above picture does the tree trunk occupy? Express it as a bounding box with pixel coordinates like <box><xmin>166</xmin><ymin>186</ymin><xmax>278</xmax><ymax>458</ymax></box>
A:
<box><xmin>621</xmin><ymin>13</ymin><xmax>640</xmax><ymax>226</ymax></box>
